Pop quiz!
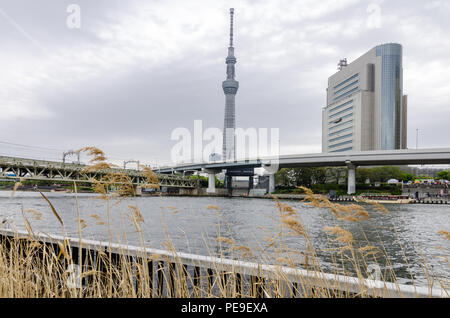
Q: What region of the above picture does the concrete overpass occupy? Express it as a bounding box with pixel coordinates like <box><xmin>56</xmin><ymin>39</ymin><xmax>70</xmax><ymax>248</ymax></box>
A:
<box><xmin>156</xmin><ymin>148</ymin><xmax>450</xmax><ymax>194</ymax></box>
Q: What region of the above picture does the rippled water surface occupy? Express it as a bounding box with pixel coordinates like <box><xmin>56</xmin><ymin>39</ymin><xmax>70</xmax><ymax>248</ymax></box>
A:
<box><xmin>1</xmin><ymin>191</ymin><xmax>449</xmax><ymax>286</ymax></box>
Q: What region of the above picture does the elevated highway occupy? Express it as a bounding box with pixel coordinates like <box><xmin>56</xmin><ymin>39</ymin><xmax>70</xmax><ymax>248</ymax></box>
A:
<box><xmin>156</xmin><ymin>148</ymin><xmax>450</xmax><ymax>194</ymax></box>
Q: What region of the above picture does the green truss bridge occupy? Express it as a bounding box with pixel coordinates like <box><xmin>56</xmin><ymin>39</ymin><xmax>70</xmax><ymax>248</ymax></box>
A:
<box><xmin>0</xmin><ymin>155</ymin><xmax>198</xmax><ymax>189</ymax></box>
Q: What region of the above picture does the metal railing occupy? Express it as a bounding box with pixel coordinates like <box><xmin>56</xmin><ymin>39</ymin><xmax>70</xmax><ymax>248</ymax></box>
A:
<box><xmin>0</xmin><ymin>228</ymin><xmax>446</xmax><ymax>298</ymax></box>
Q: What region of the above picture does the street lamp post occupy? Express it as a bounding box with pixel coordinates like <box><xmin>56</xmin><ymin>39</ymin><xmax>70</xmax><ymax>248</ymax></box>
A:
<box><xmin>416</xmin><ymin>129</ymin><xmax>419</xmax><ymax>149</ymax></box>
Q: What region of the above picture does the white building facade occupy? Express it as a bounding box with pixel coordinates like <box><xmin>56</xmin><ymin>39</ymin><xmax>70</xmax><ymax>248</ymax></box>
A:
<box><xmin>322</xmin><ymin>43</ymin><xmax>408</xmax><ymax>153</ymax></box>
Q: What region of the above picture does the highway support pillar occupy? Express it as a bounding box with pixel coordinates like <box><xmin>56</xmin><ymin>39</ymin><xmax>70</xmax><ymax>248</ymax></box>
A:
<box><xmin>346</xmin><ymin>161</ymin><xmax>356</xmax><ymax>195</ymax></box>
<box><xmin>226</xmin><ymin>175</ymin><xmax>232</xmax><ymax>195</ymax></box>
<box><xmin>269</xmin><ymin>173</ymin><xmax>275</xmax><ymax>194</ymax></box>
<box><xmin>204</xmin><ymin>169</ymin><xmax>220</xmax><ymax>194</ymax></box>
<box><xmin>247</xmin><ymin>176</ymin><xmax>254</xmax><ymax>196</ymax></box>
<box><xmin>207</xmin><ymin>172</ymin><xmax>216</xmax><ymax>193</ymax></box>
<box><xmin>135</xmin><ymin>185</ymin><xmax>142</xmax><ymax>196</ymax></box>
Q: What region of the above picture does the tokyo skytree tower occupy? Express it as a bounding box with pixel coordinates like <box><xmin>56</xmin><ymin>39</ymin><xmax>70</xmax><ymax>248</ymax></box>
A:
<box><xmin>222</xmin><ymin>8</ymin><xmax>239</xmax><ymax>161</ymax></box>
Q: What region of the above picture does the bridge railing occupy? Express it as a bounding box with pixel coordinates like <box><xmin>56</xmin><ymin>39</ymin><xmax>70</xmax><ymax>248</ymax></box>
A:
<box><xmin>0</xmin><ymin>228</ymin><xmax>445</xmax><ymax>298</ymax></box>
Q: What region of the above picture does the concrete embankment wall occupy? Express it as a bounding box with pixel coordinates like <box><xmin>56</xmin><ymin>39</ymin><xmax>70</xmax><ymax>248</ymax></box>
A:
<box><xmin>145</xmin><ymin>189</ymin><xmax>449</xmax><ymax>204</ymax></box>
<box><xmin>402</xmin><ymin>186</ymin><xmax>448</xmax><ymax>199</ymax></box>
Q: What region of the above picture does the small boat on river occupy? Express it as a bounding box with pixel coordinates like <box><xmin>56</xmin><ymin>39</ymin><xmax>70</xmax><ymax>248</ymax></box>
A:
<box><xmin>353</xmin><ymin>194</ymin><xmax>415</xmax><ymax>204</ymax></box>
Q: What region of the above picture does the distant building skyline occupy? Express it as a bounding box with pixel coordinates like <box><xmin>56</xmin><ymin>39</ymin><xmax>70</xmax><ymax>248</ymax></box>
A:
<box><xmin>322</xmin><ymin>43</ymin><xmax>408</xmax><ymax>153</ymax></box>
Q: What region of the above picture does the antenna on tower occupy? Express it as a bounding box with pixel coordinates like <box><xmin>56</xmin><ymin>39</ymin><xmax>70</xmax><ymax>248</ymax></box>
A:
<box><xmin>337</xmin><ymin>58</ymin><xmax>348</xmax><ymax>70</ymax></box>
<box><xmin>229</xmin><ymin>8</ymin><xmax>234</xmax><ymax>47</ymax></box>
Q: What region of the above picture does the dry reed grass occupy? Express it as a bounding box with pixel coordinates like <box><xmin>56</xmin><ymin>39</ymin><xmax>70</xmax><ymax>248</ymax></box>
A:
<box><xmin>0</xmin><ymin>148</ymin><xmax>448</xmax><ymax>298</ymax></box>
<box><xmin>438</xmin><ymin>230</ymin><xmax>450</xmax><ymax>240</ymax></box>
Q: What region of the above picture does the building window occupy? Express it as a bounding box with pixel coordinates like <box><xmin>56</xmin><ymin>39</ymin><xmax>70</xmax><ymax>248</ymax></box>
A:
<box><xmin>333</xmin><ymin>73</ymin><xmax>359</xmax><ymax>90</ymax></box>
<box><xmin>328</xmin><ymin>106</ymin><xmax>353</xmax><ymax>119</ymax></box>
<box><xmin>330</xmin><ymin>147</ymin><xmax>353</xmax><ymax>153</ymax></box>
<box><xmin>328</xmin><ymin>113</ymin><xmax>353</xmax><ymax>124</ymax></box>
<box><xmin>329</xmin><ymin>133</ymin><xmax>353</xmax><ymax>143</ymax></box>
<box><xmin>333</xmin><ymin>80</ymin><xmax>359</xmax><ymax>96</ymax></box>
<box><xmin>333</xmin><ymin>87</ymin><xmax>359</xmax><ymax>102</ymax></box>
<box><xmin>329</xmin><ymin>100</ymin><xmax>353</xmax><ymax>114</ymax></box>
<box><xmin>328</xmin><ymin>127</ymin><xmax>353</xmax><ymax>137</ymax></box>
<box><xmin>329</xmin><ymin>119</ymin><xmax>353</xmax><ymax>131</ymax></box>
<box><xmin>328</xmin><ymin>139</ymin><xmax>353</xmax><ymax>149</ymax></box>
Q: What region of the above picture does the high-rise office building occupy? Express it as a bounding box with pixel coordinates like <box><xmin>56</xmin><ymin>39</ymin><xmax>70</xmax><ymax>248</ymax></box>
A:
<box><xmin>322</xmin><ymin>43</ymin><xmax>408</xmax><ymax>153</ymax></box>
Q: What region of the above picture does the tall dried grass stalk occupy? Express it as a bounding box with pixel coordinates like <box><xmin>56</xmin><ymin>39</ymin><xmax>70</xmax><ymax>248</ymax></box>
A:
<box><xmin>438</xmin><ymin>230</ymin><xmax>450</xmax><ymax>240</ymax></box>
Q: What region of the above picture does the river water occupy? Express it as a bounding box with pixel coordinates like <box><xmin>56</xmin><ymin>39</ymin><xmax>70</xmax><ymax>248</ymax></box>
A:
<box><xmin>0</xmin><ymin>191</ymin><xmax>448</xmax><ymax>286</ymax></box>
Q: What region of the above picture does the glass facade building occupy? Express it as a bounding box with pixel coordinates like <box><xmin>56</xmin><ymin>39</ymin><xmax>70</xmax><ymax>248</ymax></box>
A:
<box><xmin>376</xmin><ymin>43</ymin><xmax>403</xmax><ymax>150</ymax></box>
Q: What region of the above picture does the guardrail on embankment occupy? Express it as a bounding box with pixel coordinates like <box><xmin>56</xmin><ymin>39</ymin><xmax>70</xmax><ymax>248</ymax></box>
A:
<box><xmin>0</xmin><ymin>229</ymin><xmax>446</xmax><ymax>298</ymax></box>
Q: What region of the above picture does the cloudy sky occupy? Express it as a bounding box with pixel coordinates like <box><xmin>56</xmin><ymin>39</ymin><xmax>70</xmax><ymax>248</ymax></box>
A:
<box><xmin>1</xmin><ymin>0</ymin><xmax>449</xmax><ymax>167</ymax></box>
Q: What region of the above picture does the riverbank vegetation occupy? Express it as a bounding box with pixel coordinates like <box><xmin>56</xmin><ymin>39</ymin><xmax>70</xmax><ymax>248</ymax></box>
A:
<box><xmin>189</xmin><ymin>175</ymin><xmax>225</xmax><ymax>188</ymax></box>
<box><xmin>273</xmin><ymin>183</ymin><xmax>403</xmax><ymax>196</ymax></box>
<box><xmin>274</xmin><ymin>166</ymin><xmax>449</xmax><ymax>195</ymax></box>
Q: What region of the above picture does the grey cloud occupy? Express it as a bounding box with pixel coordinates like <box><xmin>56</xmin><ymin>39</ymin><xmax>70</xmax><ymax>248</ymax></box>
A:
<box><xmin>0</xmin><ymin>0</ymin><xmax>449</xmax><ymax>165</ymax></box>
